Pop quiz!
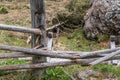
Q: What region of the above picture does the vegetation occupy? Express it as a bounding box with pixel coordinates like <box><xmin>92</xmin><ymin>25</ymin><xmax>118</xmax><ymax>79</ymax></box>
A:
<box><xmin>0</xmin><ymin>0</ymin><xmax>119</xmax><ymax>80</ymax></box>
<box><xmin>59</xmin><ymin>27</ymin><xmax>109</xmax><ymax>51</ymax></box>
<box><xmin>52</xmin><ymin>0</ymin><xmax>89</xmax><ymax>30</ymax></box>
<box><xmin>93</xmin><ymin>64</ymin><xmax>119</xmax><ymax>76</ymax></box>
<box><xmin>42</xmin><ymin>67</ymin><xmax>71</xmax><ymax>80</ymax></box>
<box><xmin>93</xmin><ymin>64</ymin><xmax>120</xmax><ymax>79</ymax></box>
<box><xmin>0</xmin><ymin>7</ymin><xmax>8</xmax><ymax>14</ymax></box>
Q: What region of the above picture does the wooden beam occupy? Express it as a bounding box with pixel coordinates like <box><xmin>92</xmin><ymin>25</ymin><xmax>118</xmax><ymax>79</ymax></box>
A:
<box><xmin>0</xmin><ymin>24</ymin><xmax>41</xmax><ymax>34</ymax></box>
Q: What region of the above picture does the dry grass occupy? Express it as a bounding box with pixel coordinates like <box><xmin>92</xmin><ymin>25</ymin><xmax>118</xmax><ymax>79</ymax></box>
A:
<box><xmin>0</xmin><ymin>0</ymin><xmax>70</xmax><ymax>47</ymax></box>
<box><xmin>0</xmin><ymin>0</ymin><xmax>70</xmax><ymax>27</ymax></box>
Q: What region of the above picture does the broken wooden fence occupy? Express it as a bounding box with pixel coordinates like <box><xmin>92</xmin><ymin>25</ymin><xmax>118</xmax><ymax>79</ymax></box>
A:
<box><xmin>0</xmin><ymin>24</ymin><xmax>120</xmax><ymax>79</ymax></box>
<box><xmin>0</xmin><ymin>19</ymin><xmax>120</xmax><ymax>79</ymax></box>
<box><xmin>0</xmin><ymin>0</ymin><xmax>120</xmax><ymax>79</ymax></box>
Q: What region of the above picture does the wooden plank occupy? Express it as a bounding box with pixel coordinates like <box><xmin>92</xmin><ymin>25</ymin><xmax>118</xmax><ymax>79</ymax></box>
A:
<box><xmin>30</xmin><ymin>0</ymin><xmax>46</xmax><ymax>79</ymax></box>
<box><xmin>0</xmin><ymin>24</ymin><xmax>41</xmax><ymax>34</ymax></box>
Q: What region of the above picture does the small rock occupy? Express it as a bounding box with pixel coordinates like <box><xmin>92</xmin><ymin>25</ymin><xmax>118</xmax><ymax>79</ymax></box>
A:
<box><xmin>73</xmin><ymin>69</ymin><xmax>102</xmax><ymax>80</ymax></box>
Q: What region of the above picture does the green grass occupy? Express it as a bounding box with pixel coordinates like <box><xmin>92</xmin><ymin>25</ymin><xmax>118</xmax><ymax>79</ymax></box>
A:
<box><xmin>59</xmin><ymin>27</ymin><xmax>109</xmax><ymax>51</ymax></box>
<box><xmin>42</xmin><ymin>67</ymin><xmax>72</xmax><ymax>80</ymax></box>
<box><xmin>0</xmin><ymin>59</ymin><xmax>26</xmax><ymax>66</ymax></box>
<box><xmin>0</xmin><ymin>7</ymin><xmax>8</xmax><ymax>14</ymax></box>
<box><xmin>93</xmin><ymin>64</ymin><xmax>120</xmax><ymax>77</ymax></box>
<box><xmin>0</xmin><ymin>31</ymin><xmax>29</xmax><ymax>47</ymax></box>
<box><xmin>0</xmin><ymin>30</ymin><xmax>30</xmax><ymax>54</ymax></box>
<box><xmin>0</xmin><ymin>59</ymin><xmax>26</xmax><ymax>78</ymax></box>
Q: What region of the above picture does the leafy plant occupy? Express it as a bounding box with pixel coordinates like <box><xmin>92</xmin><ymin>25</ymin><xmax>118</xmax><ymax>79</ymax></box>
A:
<box><xmin>42</xmin><ymin>67</ymin><xmax>71</xmax><ymax>80</ymax></box>
<box><xmin>0</xmin><ymin>7</ymin><xmax>8</xmax><ymax>14</ymax></box>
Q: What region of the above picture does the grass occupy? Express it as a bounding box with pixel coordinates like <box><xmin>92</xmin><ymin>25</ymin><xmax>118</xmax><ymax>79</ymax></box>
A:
<box><xmin>42</xmin><ymin>67</ymin><xmax>71</xmax><ymax>80</ymax></box>
<box><xmin>0</xmin><ymin>59</ymin><xmax>27</xmax><ymax>79</ymax></box>
<box><xmin>0</xmin><ymin>59</ymin><xmax>26</xmax><ymax>66</ymax></box>
<box><xmin>93</xmin><ymin>64</ymin><xmax>120</xmax><ymax>78</ymax></box>
<box><xmin>42</xmin><ymin>65</ymin><xmax>87</xmax><ymax>80</ymax></box>
<box><xmin>0</xmin><ymin>7</ymin><xmax>8</xmax><ymax>14</ymax></box>
<box><xmin>0</xmin><ymin>31</ymin><xmax>29</xmax><ymax>47</ymax></box>
<box><xmin>59</xmin><ymin>27</ymin><xmax>109</xmax><ymax>51</ymax></box>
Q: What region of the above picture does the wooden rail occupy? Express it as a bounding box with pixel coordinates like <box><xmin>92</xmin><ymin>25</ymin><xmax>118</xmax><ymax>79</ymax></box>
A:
<box><xmin>0</xmin><ymin>54</ymin><xmax>120</xmax><ymax>70</ymax></box>
<box><xmin>0</xmin><ymin>24</ymin><xmax>41</xmax><ymax>34</ymax></box>
<box><xmin>0</xmin><ymin>45</ymin><xmax>120</xmax><ymax>59</ymax></box>
<box><xmin>0</xmin><ymin>52</ymin><xmax>32</xmax><ymax>58</ymax></box>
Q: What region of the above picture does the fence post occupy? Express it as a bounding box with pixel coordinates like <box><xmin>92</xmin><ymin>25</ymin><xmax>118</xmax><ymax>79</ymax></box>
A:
<box><xmin>109</xmin><ymin>35</ymin><xmax>116</xmax><ymax>64</ymax></box>
<box><xmin>108</xmin><ymin>35</ymin><xmax>115</xmax><ymax>64</ymax></box>
<box><xmin>47</xmin><ymin>32</ymin><xmax>53</xmax><ymax>62</ymax></box>
<box><xmin>30</xmin><ymin>0</ymin><xmax>46</xmax><ymax>79</ymax></box>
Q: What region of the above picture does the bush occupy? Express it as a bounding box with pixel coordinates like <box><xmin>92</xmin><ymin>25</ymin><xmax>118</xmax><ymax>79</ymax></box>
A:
<box><xmin>65</xmin><ymin>0</ymin><xmax>89</xmax><ymax>12</ymax></box>
<box><xmin>0</xmin><ymin>7</ymin><xmax>8</xmax><ymax>14</ymax></box>
<box><xmin>52</xmin><ymin>0</ymin><xmax>89</xmax><ymax>29</ymax></box>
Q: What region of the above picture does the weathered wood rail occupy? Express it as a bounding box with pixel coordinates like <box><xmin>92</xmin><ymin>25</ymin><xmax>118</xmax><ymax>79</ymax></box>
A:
<box><xmin>0</xmin><ymin>22</ymin><xmax>65</xmax><ymax>35</ymax></box>
<box><xmin>0</xmin><ymin>24</ymin><xmax>41</xmax><ymax>34</ymax></box>
<box><xmin>0</xmin><ymin>0</ymin><xmax>120</xmax><ymax>80</ymax></box>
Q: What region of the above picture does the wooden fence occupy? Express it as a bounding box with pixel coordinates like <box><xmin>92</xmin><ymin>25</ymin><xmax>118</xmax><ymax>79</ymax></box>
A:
<box><xmin>0</xmin><ymin>0</ymin><xmax>120</xmax><ymax>79</ymax></box>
